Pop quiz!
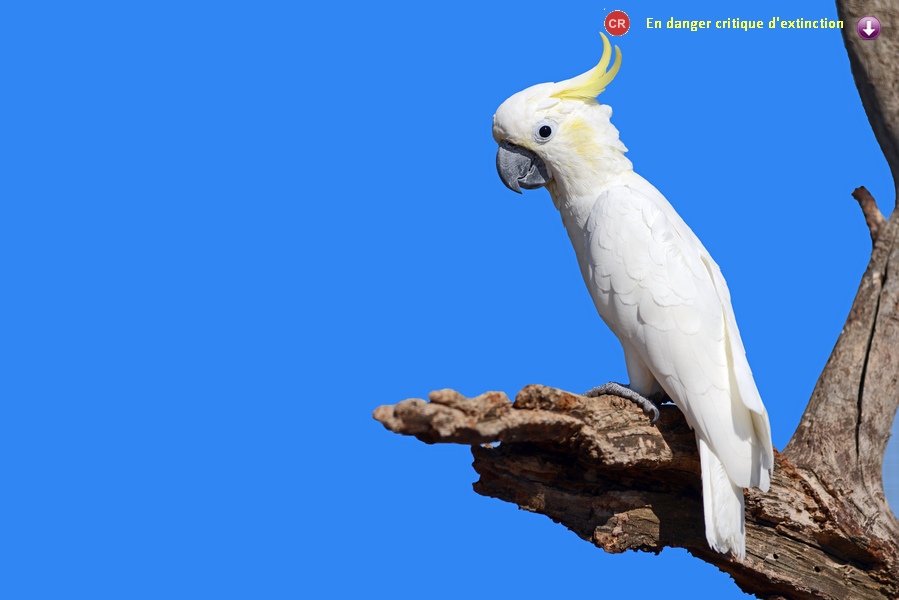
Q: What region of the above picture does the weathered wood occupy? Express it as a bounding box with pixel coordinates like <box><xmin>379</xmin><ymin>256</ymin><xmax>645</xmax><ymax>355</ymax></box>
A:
<box><xmin>375</xmin><ymin>385</ymin><xmax>899</xmax><ymax>599</ymax></box>
<box><xmin>851</xmin><ymin>186</ymin><xmax>886</xmax><ymax>242</ymax></box>
<box><xmin>837</xmin><ymin>2</ymin><xmax>899</xmax><ymax>201</ymax></box>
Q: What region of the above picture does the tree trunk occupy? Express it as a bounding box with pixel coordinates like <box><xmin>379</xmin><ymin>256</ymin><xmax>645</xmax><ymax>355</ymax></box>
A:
<box><xmin>373</xmin><ymin>3</ymin><xmax>899</xmax><ymax>597</ymax></box>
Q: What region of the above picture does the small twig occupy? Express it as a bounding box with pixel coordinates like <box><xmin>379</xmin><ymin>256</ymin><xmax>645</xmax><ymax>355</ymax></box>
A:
<box><xmin>851</xmin><ymin>186</ymin><xmax>885</xmax><ymax>243</ymax></box>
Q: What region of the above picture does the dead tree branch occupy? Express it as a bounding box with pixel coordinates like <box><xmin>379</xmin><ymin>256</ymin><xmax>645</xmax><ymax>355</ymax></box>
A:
<box><xmin>375</xmin><ymin>385</ymin><xmax>899</xmax><ymax>599</ymax></box>
<box><xmin>838</xmin><ymin>2</ymin><xmax>899</xmax><ymax>204</ymax></box>
<box><xmin>852</xmin><ymin>186</ymin><xmax>886</xmax><ymax>242</ymax></box>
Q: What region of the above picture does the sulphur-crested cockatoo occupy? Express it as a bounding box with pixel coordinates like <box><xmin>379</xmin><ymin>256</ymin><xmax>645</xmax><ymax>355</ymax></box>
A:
<box><xmin>492</xmin><ymin>33</ymin><xmax>773</xmax><ymax>561</ymax></box>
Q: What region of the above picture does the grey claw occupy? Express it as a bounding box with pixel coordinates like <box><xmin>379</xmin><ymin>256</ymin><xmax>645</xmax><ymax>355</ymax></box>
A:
<box><xmin>583</xmin><ymin>382</ymin><xmax>660</xmax><ymax>424</ymax></box>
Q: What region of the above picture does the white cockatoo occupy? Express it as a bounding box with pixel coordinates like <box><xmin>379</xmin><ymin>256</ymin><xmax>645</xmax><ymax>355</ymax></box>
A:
<box><xmin>492</xmin><ymin>33</ymin><xmax>773</xmax><ymax>560</ymax></box>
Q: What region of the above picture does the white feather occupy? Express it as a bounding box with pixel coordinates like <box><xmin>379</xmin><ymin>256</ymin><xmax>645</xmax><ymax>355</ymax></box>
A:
<box><xmin>700</xmin><ymin>435</ymin><xmax>746</xmax><ymax>560</ymax></box>
<box><xmin>576</xmin><ymin>173</ymin><xmax>772</xmax><ymax>558</ymax></box>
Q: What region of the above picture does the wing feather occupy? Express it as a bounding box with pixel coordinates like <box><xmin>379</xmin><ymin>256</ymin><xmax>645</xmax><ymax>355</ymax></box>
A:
<box><xmin>583</xmin><ymin>173</ymin><xmax>773</xmax><ymax>488</ymax></box>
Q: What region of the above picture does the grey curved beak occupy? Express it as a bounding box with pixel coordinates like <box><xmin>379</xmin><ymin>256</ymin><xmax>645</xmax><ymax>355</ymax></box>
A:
<box><xmin>496</xmin><ymin>140</ymin><xmax>552</xmax><ymax>193</ymax></box>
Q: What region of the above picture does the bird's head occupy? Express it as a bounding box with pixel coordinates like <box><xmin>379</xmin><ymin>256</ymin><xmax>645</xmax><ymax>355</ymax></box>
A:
<box><xmin>493</xmin><ymin>33</ymin><xmax>632</xmax><ymax>202</ymax></box>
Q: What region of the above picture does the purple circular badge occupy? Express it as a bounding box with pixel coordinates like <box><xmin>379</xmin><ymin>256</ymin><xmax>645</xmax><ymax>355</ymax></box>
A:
<box><xmin>857</xmin><ymin>16</ymin><xmax>881</xmax><ymax>39</ymax></box>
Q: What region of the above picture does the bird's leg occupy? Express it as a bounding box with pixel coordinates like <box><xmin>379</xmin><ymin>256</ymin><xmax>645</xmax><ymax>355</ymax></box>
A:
<box><xmin>583</xmin><ymin>382</ymin><xmax>660</xmax><ymax>424</ymax></box>
<box><xmin>649</xmin><ymin>389</ymin><xmax>673</xmax><ymax>406</ymax></box>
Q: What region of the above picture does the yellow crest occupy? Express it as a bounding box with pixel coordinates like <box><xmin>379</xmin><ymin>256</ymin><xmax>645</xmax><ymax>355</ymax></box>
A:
<box><xmin>551</xmin><ymin>32</ymin><xmax>622</xmax><ymax>101</ymax></box>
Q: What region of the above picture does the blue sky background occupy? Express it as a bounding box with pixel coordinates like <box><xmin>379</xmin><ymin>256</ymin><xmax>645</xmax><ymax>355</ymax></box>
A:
<box><xmin>3</xmin><ymin>1</ymin><xmax>896</xmax><ymax>598</ymax></box>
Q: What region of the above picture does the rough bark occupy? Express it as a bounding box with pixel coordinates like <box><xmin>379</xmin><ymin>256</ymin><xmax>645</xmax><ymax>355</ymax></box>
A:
<box><xmin>836</xmin><ymin>2</ymin><xmax>899</xmax><ymax>199</ymax></box>
<box><xmin>375</xmin><ymin>384</ymin><xmax>899</xmax><ymax>599</ymax></box>
<box><xmin>853</xmin><ymin>186</ymin><xmax>886</xmax><ymax>243</ymax></box>
<box><xmin>374</xmin><ymin>2</ymin><xmax>899</xmax><ymax>597</ymax></box>
<box><xmin>780</xmin><ymin>5</ymin><xmax>899</xmax><ymax>597</ymax></box>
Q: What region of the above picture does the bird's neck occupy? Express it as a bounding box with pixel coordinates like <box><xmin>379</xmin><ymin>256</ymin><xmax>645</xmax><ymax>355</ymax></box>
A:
<box><xmin>547</xmin><ymin>157</ymin><xmax>633</xmax><ymax>229</ymax></box>
<box><xmin>546</xmin><ymin>138</ymin><xmax>632</xmax><ymax>201</ymax></box>
<box><xmin>547</xmin><ymin>158</ymin><xmax>633</xmax><ymax>277</ymax></box>
<box><xmin>552</xmin><ymin>188</ymin><xmax>594</xmax><ymax>235</ymax></box>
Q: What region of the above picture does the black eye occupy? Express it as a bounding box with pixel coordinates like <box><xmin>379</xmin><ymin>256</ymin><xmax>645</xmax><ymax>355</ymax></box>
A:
<box><xmin>533</xmin><ymin>120</ymin><xmax>556</xmax><ymax>143</ymax></box>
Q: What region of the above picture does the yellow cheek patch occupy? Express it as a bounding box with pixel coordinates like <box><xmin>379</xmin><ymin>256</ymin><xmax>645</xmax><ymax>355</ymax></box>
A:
<box><xmin>562</xmin><ymin>117</ymin><xmax>600</xmax><ymax>157</ymax></box>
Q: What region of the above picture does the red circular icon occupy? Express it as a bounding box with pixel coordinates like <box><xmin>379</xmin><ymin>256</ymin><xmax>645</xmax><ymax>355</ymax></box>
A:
<box><xmin>605</xmin><ymin>10</ymin><xmax>630</xmax><ymax>36</ymax></box>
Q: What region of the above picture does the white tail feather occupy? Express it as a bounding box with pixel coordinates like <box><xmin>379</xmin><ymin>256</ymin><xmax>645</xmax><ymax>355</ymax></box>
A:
<box><xmin>698</xmin><ymin>435</ymin><xmax>746</xmax><ymax>561</ymax></box>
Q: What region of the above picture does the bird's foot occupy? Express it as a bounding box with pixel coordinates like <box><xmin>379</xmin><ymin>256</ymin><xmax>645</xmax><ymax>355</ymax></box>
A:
<box><xmin>583</xmin><ymin>382</ymin><xmax>660</xmax><ymax>424</ymax></box>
